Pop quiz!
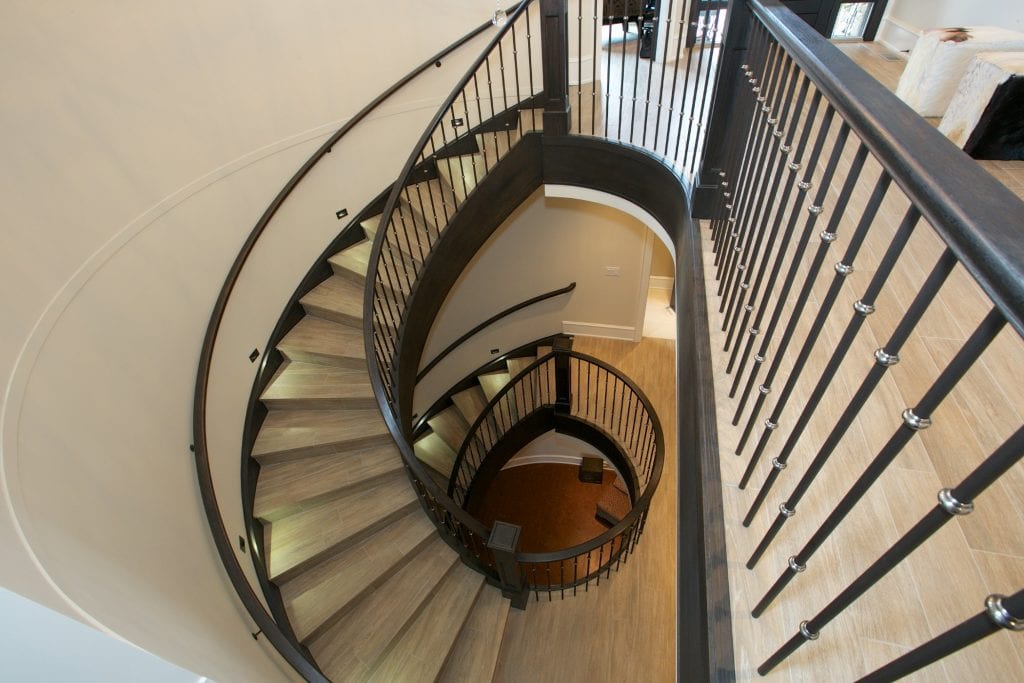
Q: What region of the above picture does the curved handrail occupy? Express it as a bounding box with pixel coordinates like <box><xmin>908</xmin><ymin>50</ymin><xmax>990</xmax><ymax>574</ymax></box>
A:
<box><xmin>361</xmin><ymin>0</ymin><xmax>538</xmax><ymax>558</ymax></box>
<box><xmin>451</xmin><ymin>349</ymin><xmax>665</xmax><ymax>584</ymax></box>
<box><xmin>416</xmin><ymin>282</ymin><xmax>576</xmax><ymax>382</ymax></box>
<box><xmin>364</xmin><ymin>0</ymin><xmax>540</xmax><ymax>408</ymax></box>
<box><xmin>191</xmin><ymin>11</ymin><xmax>514</xmax><ymax>680</ymax></box>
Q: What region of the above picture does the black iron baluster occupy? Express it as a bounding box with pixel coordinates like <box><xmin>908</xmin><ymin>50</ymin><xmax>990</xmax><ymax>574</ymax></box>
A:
<box><xmin>731</xmin><ymin>127</ymin><xmax>857</xmax><ymax>439</ymax></box>
<box><xmin>718</xmin><ymin>47</ymin><xmax>789</xmax><ymax>303</ymax></box>
<box><xmin>724</xmin><ymin>83</ymin><xmax>817</xmax><ymax>357</ymax></box>
<box><xmin>721</xmin><ymin>66</ymin><xmax>803</xmax><ymax>331</ymax></box>
<box><xmin>753</xmin><ymin>309</ymin><xmax>1006</xmax><ymax>616</ymax></box>
<box><xmin>744</xmin><ymin>205</ymin><xmax>921</xmax><ymax>525</ymax></box>
<box><xmin>746</xmin><ymin>248</ymin><xmax>958</xmax><ymax>567</ymax></box>
<box><xmin>857</xmin><ymin>590</ymin><xmax>1024</xmax><ymax>682</ymax></box>
<box><xmin>727</xmin><ymin>102</ymin><xmax>836</xmax><ymax>387</ymax></box>
<box><xmin>738</xmin><ymin>167</ymin><xmax>892</xmax><ymax>487</ymax></box>
<box><xmin>758</xmin><ymin>426</ymin><xmax>1024</xmax><ymax>673</ymax></box>
<box><xmin>715</xmin><ymin>39</ymin><xmax>781</xmax><ymax>283</ymax></box>
<box><xmin>526</xmin><ymin>4</ymin><xmax>538</xmax><ymax>130</ymax></box>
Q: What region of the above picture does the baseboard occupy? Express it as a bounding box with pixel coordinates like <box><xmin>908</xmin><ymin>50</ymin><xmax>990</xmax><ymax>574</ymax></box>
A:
<box><xmin>501</xmin><ymin>453</ymin><xmax>614</xmax><ymax>470</ymax></box>
<box><xmin>562</xmin><ymin>320</ymin><xmax>636</xmax><ymax>340</ymax></box>
<box><xmin>649</xmin><ymin>275</ymin><xmax>674</xmax><ymax>291</ymax></box>
<box><xmin>876</xmin><ymin>17</ymin><xmax>921</xmax><ymax>53</ymax></box>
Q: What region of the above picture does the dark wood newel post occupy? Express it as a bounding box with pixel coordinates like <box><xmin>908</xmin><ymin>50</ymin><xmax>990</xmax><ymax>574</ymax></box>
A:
<box><xmin>488</xmin><ymin>521</ymin><xmax>530</xmax><ymax>609</ymax></box>
<box><xmin>552</xmin><ymin>335</ymin><xmax>572</xmax><ymax>413</ymax></box>
<box><xmin>539</xmin><ymin>0</ymin><xmax>571</xmax><ymax>136</ymax></box>
<box><xmin>692</xmin><ymin>0</ymin><xmax>755</xmax><ymax>216</ymax></box>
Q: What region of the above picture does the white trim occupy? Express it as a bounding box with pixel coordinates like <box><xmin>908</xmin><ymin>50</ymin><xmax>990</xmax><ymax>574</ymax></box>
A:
<box><xmin>562</xmin><ymin>321</ymin><xmax>636</xmax><ymax>340</ymax></box>
<box><xmin>501</xmin><ymin>454</ymin><xmax>614</xmax><ymax>470</ymax></box>
<box><xmin>649</xmin><ymin>275</ymin><xmax>674</xmax><ymax>290</ymax></box>
<box><xmin>876</xmin><ymin>16</ymin><xmax>922</xmax><ymax>54</ymax></box>
<box><xmin>634</xmin><ymin>230</ymin><xmax>654</xmax><ymax>342</ymax></box>
<box><xmin>543</xmin><ymin>185</ymin><xmax>675</xmax><ymax>260</ymax></box>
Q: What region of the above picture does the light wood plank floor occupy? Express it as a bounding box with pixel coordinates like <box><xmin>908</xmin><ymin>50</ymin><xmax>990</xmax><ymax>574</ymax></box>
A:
<box><xmin>491</xmin><ymin>335</ymin><xmax>677</xmax><ymax>683</ymax></box>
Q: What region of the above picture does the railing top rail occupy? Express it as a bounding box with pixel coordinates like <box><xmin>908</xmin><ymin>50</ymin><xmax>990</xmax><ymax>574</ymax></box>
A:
<box><xmin>751</xmin><ymin>0</ymin><xmax>1024</xmax><ymax>337</ymax></box>
<box><xmin>363</xmin><ymin>1</ymin><xmax>535</xmax><ymax>540</ymax></box>
<box><xmin>191</xmin><ymin>10</ymin><xmax>514</xmax><ymax>680</ymax></box>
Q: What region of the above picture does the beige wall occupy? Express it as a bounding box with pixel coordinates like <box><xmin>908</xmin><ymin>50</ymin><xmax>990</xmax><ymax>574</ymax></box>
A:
<box><xmin>0</xmin><ymin>1</ymin><xmax>500</xmax><ymax>679</ymax></box>
<box><xmin>415</xmin><ymin>188</ymin><xmax>653</xmax><ymax>413</ymax></box>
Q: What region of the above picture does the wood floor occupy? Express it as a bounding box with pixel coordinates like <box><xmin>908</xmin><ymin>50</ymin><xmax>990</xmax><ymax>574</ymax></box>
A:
<box><xmin>491</xmin><ymin>336</ymin><xmax>678</xmax><ymax>683</ymax></box>
<box><xmin>709</xmin><ymin>41</ymin><xmax>1024</xmax><ymax>682</ymax></box>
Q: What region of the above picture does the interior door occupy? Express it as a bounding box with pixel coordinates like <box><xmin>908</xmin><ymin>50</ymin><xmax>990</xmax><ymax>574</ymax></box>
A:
<box><xmin>782</xmin><ymin>0</ymin><xmax>890</xmax><ymax>41</ymax></box>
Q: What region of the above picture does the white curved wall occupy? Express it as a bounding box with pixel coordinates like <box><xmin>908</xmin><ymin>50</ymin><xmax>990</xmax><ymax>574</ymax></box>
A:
<box><xmin>0</xmin><ymin>1</ymin><xmax>499</xmax><ymax>679</ymax></box>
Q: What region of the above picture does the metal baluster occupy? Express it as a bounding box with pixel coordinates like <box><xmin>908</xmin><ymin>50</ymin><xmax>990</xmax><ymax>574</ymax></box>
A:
<box><xmin>758</xmin><ymin>427</ymin><xmax>1024</xmax><ymax>673</ymax></box>
<box><xmin>727</xmin><ymin>102</ymin><xmax>836</xmax><ymax>383</ymax></box>
<box><xmin>724</xmin><ymin>85</ymin><xmax>819</xmax><ymax>358</ymax></box>
<box><xmin>857</xmin><ymin>590</ymin><xmax>1024</xmax><ymax>682</ymax></box>
<box><xmin>526</xmin><ymin>4</ymin><xmax>538</xmax><ymax>130</ymax></box>
<box><xmin>738</xmin><ymin>168</ymin><xmax>892</xmax><ymax>486</ymax></box>
<box><xmin>731</xmin><ymin>130</ymin><xmax>859</xmax><ymax>442</ymax></box>
<box><xmin>659</xmin><ymin>9</ymin><xmax>689</xmax><ymax>157</ymax></box>
<box><xmin>746</xmin><ymin>248</ymin><xmax>958</xmax><ymax>567</ymax></box>
<box><xmin>511</xmin><ymin>18</ymin><xmax>525</xmax><ymax>137</ymax></box>
<box><xmin>591</xmin><ymin>0</ymin><xmax>598</xmax><ymax>135</ymax></box>
<box><xmin>710</xmin><ymin>21</ymin><xmax>771</xmax><ymax>250</ymax></box>
<box><xmin>721</xmin><ymin>67</ymin><xmax>804</xmax><ymax>331</ymax></box>
<box><xmin>744</xmin><ymin>206</ymin><xmax>921</xmax><ymax>524</ymax></box>
<box><xmin>753</xmin><ymin>308</ymin><xmax>1006</xmax><ymax>615</ymax></box>
<box><xmin>629</xmin><ymin>0</ymin><xmax>644</xmax><ymax>144</ymax></box>
<box><xmin>715</xmin><ymin>39</ymin><xmax>782</xmax><ymax>284</ymax></box>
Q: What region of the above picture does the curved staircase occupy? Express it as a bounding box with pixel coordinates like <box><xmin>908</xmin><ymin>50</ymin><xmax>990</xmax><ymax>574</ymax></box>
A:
<box><xmin>250</xmin><ymin>219</ymin><xmax>519</xmax><ymax>681</ymax></box>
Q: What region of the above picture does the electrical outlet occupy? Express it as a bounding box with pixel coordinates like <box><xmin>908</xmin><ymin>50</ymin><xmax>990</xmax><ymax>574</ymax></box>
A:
<box><xmin>604</xmin><ymin>266</ymin><xmax>621</xmax><ymax>277</ymax></box>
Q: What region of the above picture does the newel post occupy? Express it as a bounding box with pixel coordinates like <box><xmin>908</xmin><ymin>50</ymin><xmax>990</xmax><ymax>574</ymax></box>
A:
<box><xmin>488</xmin><ymin>521</ymin><xmax>530</xmax><ymax>609</ymax></box>
<box><xmin>692</xmin><ymin>0</ymin><xmax>756</xmax><ymax>216</ymax></box>
<box><xmin>539</xmin><ymin>0</ymin><xmax>571</xmax><ymax>135</ymax></box>
<box><xmin>552</xmin><ymin>335</ymin><xmax>572</xmax><ymax>413</ymax></box>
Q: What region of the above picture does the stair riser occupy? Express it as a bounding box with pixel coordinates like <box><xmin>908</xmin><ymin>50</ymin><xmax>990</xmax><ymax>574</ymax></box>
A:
<box><xmin>279</xmin><ymin>347</ymin><xmax>367</xmax><ymax>370</ymax></box>
<box><xmin>297</xmin><ymin>531</ymin><xmax>438</xmax><ymax>645</ymax></box>
<box><xmin>255</xmin><ymin>465</ymin><xmax>406</xmax><ymax>523</ymax></box>
<box><xmin>298</xmin><ymin>302</ymin><xmax>363</xmax><ymax>330</ymax></box>
<box><xmin>269</xmin><ymin>500</ymin><xmax>419</xmax><ymax>584</ymax></box>
<box><xmin>260</xmin><ymin>395</ymin><xmax>377</xmax><ymax>411</ymax></box>
<box><xmin>329</xmin><ymin>263</ymin><xmax>366</xmax><ymax>286</ymax></box>
<box><xmin>253</xmin><ymin>432</ymin><xmax>394</xmax><ymax>467</ymax></box>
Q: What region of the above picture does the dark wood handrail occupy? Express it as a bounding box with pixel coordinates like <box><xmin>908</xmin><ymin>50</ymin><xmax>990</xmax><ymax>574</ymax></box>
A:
<box><xmin>191</xmin><ymin>11</ymin><xmax>515</xmax><ymax>680</ymax></box>
<box><xmin>752</xmin><ymin>0</ymin><xmax>1024</xmax><ymax>337</ymax></box>
<box><xmin>415</xmin><ymin>282</ymin><xmax>576</xmax><ymax>382</ymax></box>
<box><xmin>362</xmin><ymin>0</ymin><xmax>536</xmax><ymax>552</ymax></box>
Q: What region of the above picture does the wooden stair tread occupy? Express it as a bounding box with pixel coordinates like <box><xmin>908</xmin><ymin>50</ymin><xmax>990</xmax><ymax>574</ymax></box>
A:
<box><xmin>437</xmin><ymin>586</ymin><xmax>511</xmax><ymax>683</ymax></box>
<box><xmin>253</xmin><ymin>441</ymin><xmax>403</xmax><ymax>522</ymax></box>
<box><xmin>277</xmin><ymin>316</ymin><xmax>365</xmax><ymax>368</ymax></box>
<box><xmin>328</xmin><ymin>239</ymin><xmax>371</xmax><ymax>284</ymax></box>
<box><xmin>310</xmin><ymin>536</ymin><xmax>457</xmax><ymax>680</ymax></box>
<box><xmin>435</xmin><ymin>153</ymin><xmax>487</xmax><ymax>203</ymax></box>
<box><xmin>280</xmin><ymin>508</ymin><xmax>436</xmax><ymax>643</ymax></box>
<box><xmin>536</xmin><ymin>344</ymin><xmax>553</xmax><ymax>357</ymax></box>
<box><xmin>477</xmin><ymin>370</ymin><xmax>511</xmax><ymax>401</ymax></box>
<box><xmin>260</xmin><ymin>360</ymin><xmax>373</xmax><ymax>410</ymax></box>
<box><xmin>299</xmin><ymin>275</ymin><xmax>364</xmax><ymax>327</ymax></box>
<box><xmin>367</xmin><ymin>562</ymin><xmax>485</xmax><ymax>682</ymax></box>
<box><xmin>266</xmin><ymin>469</ymin><xmax>416</xmax><ymax>581</ymax></box>
<box><xmin>412</xmin><ymin>431</ymin><xmax>457</xmax><ymax>478</ymax></box>
<box><xmin>426</xmin><ymin>405</ymin><xmax>470</xmax><ymax>452</ymax></box>
<box><xmin>506</xmin><ymin>355</ymin><xmax>537</xmax><ymax>379</ymax></box>
<box><xmin>451</xmin><ymin>385</ymin><xmax>489</xmax><ymax>425</ymax></box>
<box><xmin>476</xmin><ymin>128</ymin><xmax>522</xmax><ymax>167</ymax></box>
<box><xmin>362</xmin><ymin>213</ymin><xmax>423</xmax><ymax>274</ymax></box>
<box><xmin>251</xmin><ymin>408</ymin><xmax>390</xmax><ymax>465</ymax></box>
